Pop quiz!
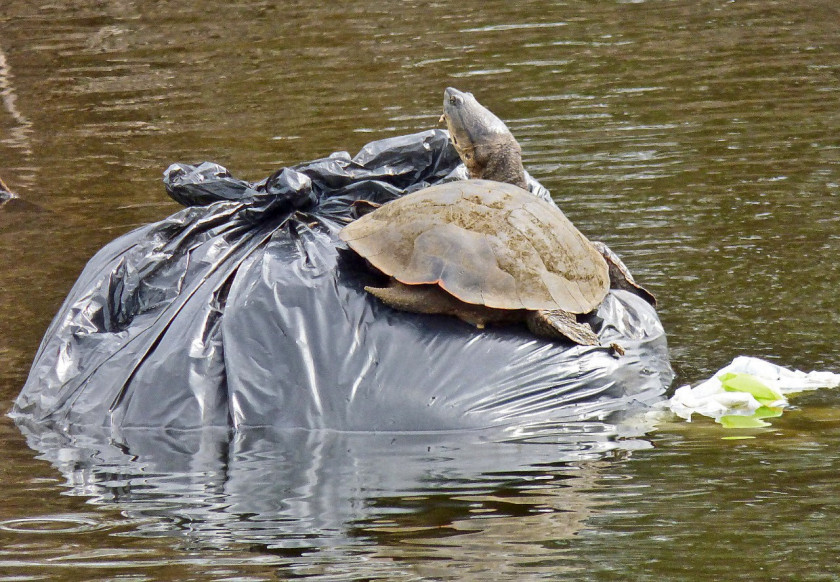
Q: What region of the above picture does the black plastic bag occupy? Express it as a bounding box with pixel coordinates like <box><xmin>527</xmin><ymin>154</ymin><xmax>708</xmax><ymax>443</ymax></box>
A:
<box><xmin>12</xmin><ymin>129</ymin><xmax>672</xmax><ymax>434</ymax></box>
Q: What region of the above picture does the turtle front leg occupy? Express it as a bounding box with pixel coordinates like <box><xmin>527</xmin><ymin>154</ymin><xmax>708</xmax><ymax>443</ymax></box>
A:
<box><xmin>526</xmin><ymin>309</ymin><xmax>599</xmax><ymax>346</ymax></box>
<box><xmin>527</xmin><ymin>309</ymin><xmax>625</xmax><ymax>356</ymax></box>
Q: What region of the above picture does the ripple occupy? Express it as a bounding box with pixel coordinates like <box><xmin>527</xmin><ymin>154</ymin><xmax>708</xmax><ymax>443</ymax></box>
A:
<box><xmin>450</xmin><ymin>68</ymin><xmax>513</xmax><ymax>78</ymax></box>
<box><xmin>461</xmin><ymin>21</ymin><xmax>568</xmax><ymax>33</ymax></box>
<box><xmin>0</xmin><ymin>514</ymin><xmax>104</xmax><ymax>534</ymax></box>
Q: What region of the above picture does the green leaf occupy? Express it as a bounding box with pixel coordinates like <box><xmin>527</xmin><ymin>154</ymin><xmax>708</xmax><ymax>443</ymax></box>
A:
<box><xmin>719</xmin><ymin>372</ymin><xmax>784</xmax><ymax>405</ymax></box>
<box><xmin>719</xmin><ymin>415</ymin><xmax>771</xmax><ymax>428</ymax></box>
<box><xmin>752</xmin><ymin>406</ymin><xmax>784</xmax><ymax>420</ymax></box>
<box><xmin>718</xmin><ymin>407</ymin><xmax>783</xmax><ymax>429</ymax></box>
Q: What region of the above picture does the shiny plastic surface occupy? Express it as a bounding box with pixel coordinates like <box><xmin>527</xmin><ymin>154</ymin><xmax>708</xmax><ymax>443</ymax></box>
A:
<box><xmin>13</xmin><ymin>130</ymin><xmax>672</xmax><ymax>434</ymax></box>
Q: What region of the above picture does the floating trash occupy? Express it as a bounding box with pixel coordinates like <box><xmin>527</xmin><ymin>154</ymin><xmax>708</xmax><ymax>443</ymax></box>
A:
<box><xmin>667</xmin><ymin>356</ymin><xmax>840</xmax><ymax>428</ymax></box>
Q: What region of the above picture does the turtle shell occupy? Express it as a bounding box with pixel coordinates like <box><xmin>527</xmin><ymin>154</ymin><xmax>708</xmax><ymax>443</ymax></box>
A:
<box><xmin>339</xmin><ymin>179</ymin><xmax>610</xmax><ymax>314</ymax></box>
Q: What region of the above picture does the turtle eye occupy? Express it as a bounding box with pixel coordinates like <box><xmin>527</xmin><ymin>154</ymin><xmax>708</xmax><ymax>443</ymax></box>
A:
<box><xmin>449</xmin><ymin>94</ymin><xmax>462</xmax><ymax>106</ymax></box>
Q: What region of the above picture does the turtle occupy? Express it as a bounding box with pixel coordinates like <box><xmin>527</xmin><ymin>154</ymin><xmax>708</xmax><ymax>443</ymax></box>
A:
<box><xmin>339</xmin><ymin>87</ymin><xmax>654</xmax><ymax>348</ymax></box>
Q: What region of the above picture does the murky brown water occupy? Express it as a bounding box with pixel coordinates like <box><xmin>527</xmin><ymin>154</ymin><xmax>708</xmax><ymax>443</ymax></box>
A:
<box><xmin>2</xmin><ymin>0</ymin><xmax>840</xmax><ymax>579</ymax></box>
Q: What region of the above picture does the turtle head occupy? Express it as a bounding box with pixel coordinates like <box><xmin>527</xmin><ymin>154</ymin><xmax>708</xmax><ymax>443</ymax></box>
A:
<box><xmin>441</xmin><ymin>87</ymin><xmax>528</xmax><ymax>190</ymax></box>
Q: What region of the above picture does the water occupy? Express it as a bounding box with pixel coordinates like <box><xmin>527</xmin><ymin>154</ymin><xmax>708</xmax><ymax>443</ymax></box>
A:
<box><xmin>1</xmin><ymin>0</ymin><xmax>839</xmax><ymax>579</ymax></box>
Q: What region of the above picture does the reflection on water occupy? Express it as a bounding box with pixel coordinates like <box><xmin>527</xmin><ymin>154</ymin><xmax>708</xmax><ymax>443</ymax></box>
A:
<box><xmin>10</xmin><ymin>416</ymin><xmax>650</xmax><ymax>579</ymax></box>
<box><xmin>0</xmin><ymin>44</ymin><xmax>33</xmax><ymax>169</ymax></box>
<box><xmin>1</xmin><ymin>0</ymin><xmax>840</xmax><ymax>579</ymax></box>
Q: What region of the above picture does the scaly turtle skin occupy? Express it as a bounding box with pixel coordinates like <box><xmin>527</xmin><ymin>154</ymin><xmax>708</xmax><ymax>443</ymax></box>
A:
<box><xmin>340</xmin><ymin>88</ymin><xmax>652</xmax><ymax>348</ymax></box>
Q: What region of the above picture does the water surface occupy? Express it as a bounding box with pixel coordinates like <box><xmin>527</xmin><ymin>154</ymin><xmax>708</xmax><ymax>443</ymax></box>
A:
<box><xmin>1</xmin><ymin>1</ymin><xmax>839</xmax><ymax>579</ymax></box>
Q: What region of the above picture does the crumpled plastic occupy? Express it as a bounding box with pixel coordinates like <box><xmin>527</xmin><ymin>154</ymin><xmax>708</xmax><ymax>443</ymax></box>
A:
<box><xmin>668</xmin><ymin>355</ymin><xmax>840</xmax><ymax>423</ymax></box>
<box><xmin>12</xmin><ymin>129</ymin><xmax>672</xmax><ymax>435</ymax></box>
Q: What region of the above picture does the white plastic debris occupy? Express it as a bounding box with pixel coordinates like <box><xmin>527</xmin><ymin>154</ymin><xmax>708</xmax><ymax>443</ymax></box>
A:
<box><xmin>668</xmin><ymin>356</ymin><xmax>840</xmax><ymax>423</ymax></box>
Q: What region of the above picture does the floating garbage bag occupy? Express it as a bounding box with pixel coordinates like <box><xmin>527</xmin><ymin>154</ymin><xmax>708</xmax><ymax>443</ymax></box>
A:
<box><xmin>12</xmin><ymin>129</ymin><xmax>672</xmax><ymax>434</ymax></box>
